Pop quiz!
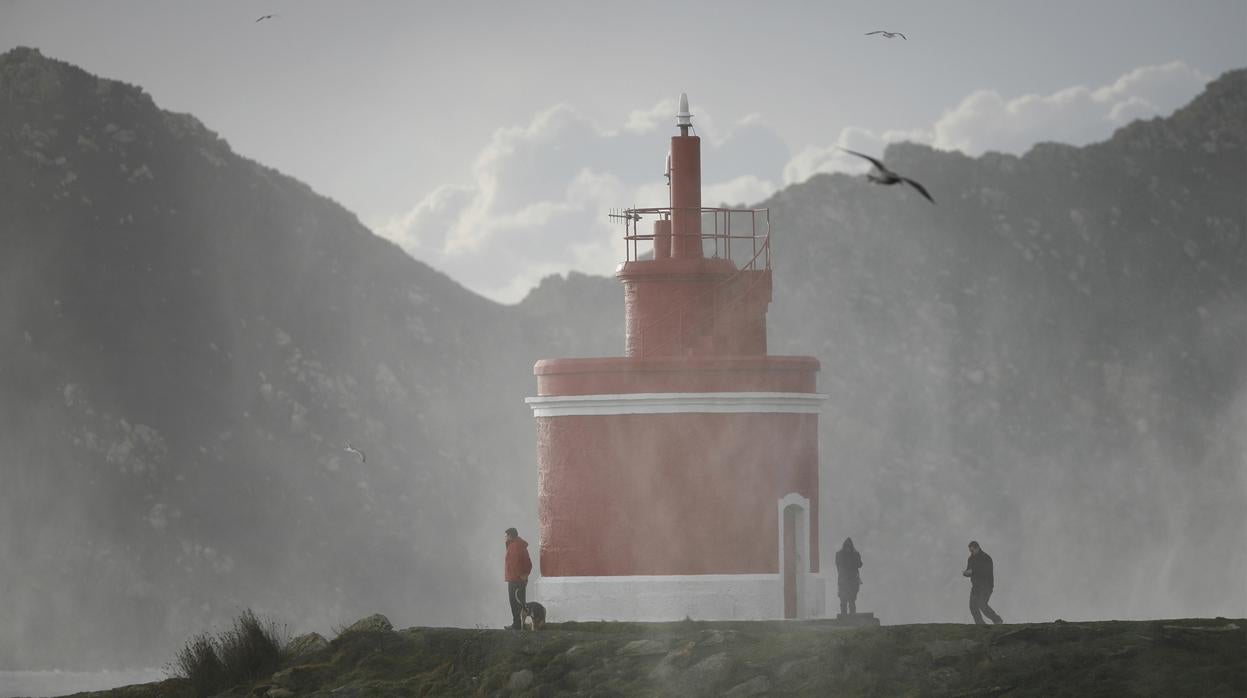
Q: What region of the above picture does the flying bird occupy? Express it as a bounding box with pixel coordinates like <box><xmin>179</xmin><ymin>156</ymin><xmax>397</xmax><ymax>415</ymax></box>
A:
<box><xmin>840</xmin><ymin>148</ymin><xmax>935</xmax><ymax>204</ymax></box>
<box><xmin>865</xmin><ymin>30</ymin><xmax>906</xmax><ymax>39</ymax></box>
<box><xmin>255</xmin><ymin>14</ymin><xmax>277</xmax><ymax>22</ymax></box>
<box><xmin>344</xmin><ymin>442</ymin><xmax>366</xmax><ymax>463</ymax></box>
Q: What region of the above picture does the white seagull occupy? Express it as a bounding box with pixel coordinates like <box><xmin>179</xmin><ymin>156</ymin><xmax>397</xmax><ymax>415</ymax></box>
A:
<box><xmin>865</xmin><ymin>30</ymin><xmax>906</xmax><ymax>39</ymax></box>
<box><xmin>840</xmin><ymin>148</ymin><xmax>935</xmax><ymax>204</ymax></box>
<box><xmin>344</xmin><ymin>442</ymin><xmax>366</xmax><ymax>463</ymax></box>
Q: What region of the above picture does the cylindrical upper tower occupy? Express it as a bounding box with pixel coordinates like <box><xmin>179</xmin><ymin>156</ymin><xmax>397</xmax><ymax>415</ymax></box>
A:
<box><xmin>615</xmin><ymin>94</ymin><xmax>772</xmax><ymax>359</ymax></box>
<box><xmin>670</xmin><ymin>93</ymin><xmax>702</xmax><ymax>259</ymax></box>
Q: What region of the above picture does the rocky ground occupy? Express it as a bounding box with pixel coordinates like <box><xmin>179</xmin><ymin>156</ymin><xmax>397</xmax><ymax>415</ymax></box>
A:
<box><xmin>64</xmin><ymin>614</ymin><xmax>1244</xmax><ymax>697</ymax></box>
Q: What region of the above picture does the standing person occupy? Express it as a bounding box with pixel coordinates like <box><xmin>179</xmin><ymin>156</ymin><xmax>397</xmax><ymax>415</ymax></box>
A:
<box><xmin>504</xmin><ymin>527</ymin><xmax>533</xmax><ymax>630</ymax></box>
<box><xmin>835</xmin><ymin>537</ymin><xmax>863</xmax><ymax>615</ymax></box>
<box><xmin>963</xmin><ymin>540</ymin><xmax>1003</xmax><ymax>625</ymax></box>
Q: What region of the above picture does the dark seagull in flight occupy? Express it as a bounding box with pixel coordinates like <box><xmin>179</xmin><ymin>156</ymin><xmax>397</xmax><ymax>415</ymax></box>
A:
<box><xmin>840</xmin><ymin>148</ymin><xmax>935</xmax><ymax>204</ymax></box>
<box><xmin>865</xmin><ymin>30</ymin><xmax>906</xmax><ymax>39</ymax></box>
<box><xmin>255</xmin><ymin>14</ymin><xmax>277</xmax><ymax>22</ymax></box>
<box><xmin>344</xmin><ymin>441</ymin><xmax>366</xmax><ymax>463</ymax></box>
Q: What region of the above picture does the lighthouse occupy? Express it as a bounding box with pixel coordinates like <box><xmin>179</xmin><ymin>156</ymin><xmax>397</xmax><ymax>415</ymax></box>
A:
<box><xmin>526</xmin><ymin>94</ymin><xmax>826</xmax><ymax>621</ymax></box>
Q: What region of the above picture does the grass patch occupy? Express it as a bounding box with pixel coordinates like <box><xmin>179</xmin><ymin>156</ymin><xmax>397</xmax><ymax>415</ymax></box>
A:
<box><xmin>149</xmin><ymin>618</ymin><xmax>1242</xmax><ymax>698</ymax></box>
<box><xmin>172</xmin><ymin>632</ymin><xmax>223</xmax><ymax>697</ymax></box>
<box><xmin>171</xmin><ymin>609</ymin><xmax>288</xmax><ymax>697</ymax></box>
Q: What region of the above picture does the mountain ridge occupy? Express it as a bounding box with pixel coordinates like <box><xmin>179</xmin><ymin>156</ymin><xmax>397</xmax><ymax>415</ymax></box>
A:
<box><xmin>1</xmin><ymin>45</ymin><xmax>540</xmax><ymax>668</ymax></box>
<box><xmin>1</xmin><ymin>46</ymin><xmax>1242</xmax><ymax>669</ymax></box>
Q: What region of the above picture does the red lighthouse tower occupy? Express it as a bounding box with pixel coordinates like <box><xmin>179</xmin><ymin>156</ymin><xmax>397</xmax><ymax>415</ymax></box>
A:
<box><xmin>527</xmin><ymin>94</ymin><xmax>825</xmax><ymax>620</ymax></box>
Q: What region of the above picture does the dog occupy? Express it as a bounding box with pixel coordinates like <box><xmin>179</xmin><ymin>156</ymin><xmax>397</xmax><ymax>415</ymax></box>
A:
<box><xmin>515</xmin><ymin>588</ymin><xmax>547</xmax><ymax>630</ymax></box>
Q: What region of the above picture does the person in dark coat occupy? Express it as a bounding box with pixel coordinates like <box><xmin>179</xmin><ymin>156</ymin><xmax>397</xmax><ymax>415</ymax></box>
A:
<box><xmin>835</xmin><ymin>537</ymin><xmax>863</xmax><ymax>615</ymax></box>
<box><xmin>963</xmin><ymin>540</ymin><xmax>1003</xmax><ymax>625</ymax></box>
<box><xmin>504</xmin><ymin>527</ymin><xmax>533</xmax><ymax>630</ymax></box>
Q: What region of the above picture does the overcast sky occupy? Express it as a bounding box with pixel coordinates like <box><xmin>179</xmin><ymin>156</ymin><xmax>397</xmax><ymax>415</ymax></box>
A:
<box><xmin>3</xmin><ymin>0</ymin><xmax>1244</xmax><ymax>302</ymax></box>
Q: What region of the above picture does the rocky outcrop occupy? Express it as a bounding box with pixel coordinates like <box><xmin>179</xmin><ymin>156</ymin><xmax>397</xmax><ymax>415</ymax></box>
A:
<box><xmin>78</xmin><ymin>618</ymin><xmax>1246</xmax><ymax>698</ymax></box>
<box><xmin>283</xmin><ymin>632</ymin><xmax>329</xmax><ymax>659</ymax></box>
<box><xmin>339</xmin><ymin>613</ymin><xmax>393</xmax><ymax>634</ymax></box>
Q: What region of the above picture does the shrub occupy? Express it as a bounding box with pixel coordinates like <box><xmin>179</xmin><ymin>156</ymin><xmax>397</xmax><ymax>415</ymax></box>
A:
<box><xmin>173</xmin><ymin>632</ymin><xmax>224</xmax><ymax>697</ymax></box>
<box><xmin>172</xmin><ymin>609</ymin><xmax>288</xmax><ymax>697</ymax></box>
<box><xmin>218</xmin><ymin>609</ymin><xmax>287</xmax><ymax>683</ymax></box>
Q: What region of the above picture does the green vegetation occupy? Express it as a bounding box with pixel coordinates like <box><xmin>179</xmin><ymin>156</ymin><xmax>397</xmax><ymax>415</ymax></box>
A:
<box><xmin>169</xmin><ymin>609</ymin><xmax>287</xmax><ymax>698</ymax></box>
<box><xmin>170</xmin><ymin>634</ymin><xmax>222</xmax><ymax>697</ymax></box>
<box><xmin>88</xmin><ymin>616</ymin><xmax>1244</xmax><ymax>697</ymax></box>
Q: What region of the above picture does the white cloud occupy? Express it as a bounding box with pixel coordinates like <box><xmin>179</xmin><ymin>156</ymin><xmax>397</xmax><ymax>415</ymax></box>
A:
<box><xmin>783</xmin><ymin>61</ymin><xmax>1209</xmax><ymax>184</ymax></box>
<box><xmin>932</xmin><ymin>62</ymin><xmax>1208</xmax><ymax>154</ymax></box>
<box><xmin>379</xmin><ymin>185</ymin><xmax>475</xmax><ymax>254</ymax></box>
<box><xmin>375</xmin><ymin>102</ymin><xmax>790</xmax><ymax>303</ymax></box>
<box><xmin>783</xmin><ymin>126</ymin><xmax>933</xmax><ymax>185</ymax></box>
<box><xmin>703</xmin><ymin>175</ymin><xmax>780</xmax><ymax>208</ymax></box>
<box><xmin>622</xmin><ymin>98</ymin><xmax>679</xmax><ymax>135</ymax></box>
<box><xmin>377</xmin><ymin>62</ymin><xmax>1210</xmax><ymax>302</ymax></box>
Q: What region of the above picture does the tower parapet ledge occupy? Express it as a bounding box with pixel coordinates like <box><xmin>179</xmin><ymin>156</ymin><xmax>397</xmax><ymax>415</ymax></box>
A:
<box><xmin>533</xmin><ymin>355</ymin><xmax>817</xmax><ymax>396</ymax></box>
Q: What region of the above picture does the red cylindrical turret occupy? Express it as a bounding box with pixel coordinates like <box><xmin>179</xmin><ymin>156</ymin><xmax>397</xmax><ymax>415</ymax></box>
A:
<box><xmin>669</xmin><ymin>134</ymin><xmax>702</xmax><ymax>258</ymax></box>
<box><xmin>653</xmin><ymin>218</ymin><xmax>671</xmax><ymax>260</ymax></box>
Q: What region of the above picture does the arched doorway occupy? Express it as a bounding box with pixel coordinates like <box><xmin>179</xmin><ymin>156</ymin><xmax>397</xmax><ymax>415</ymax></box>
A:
<box><xmin>778</xmin><ymin>493</ymin><xmax>810</xmax><ymax>619</ymax></box>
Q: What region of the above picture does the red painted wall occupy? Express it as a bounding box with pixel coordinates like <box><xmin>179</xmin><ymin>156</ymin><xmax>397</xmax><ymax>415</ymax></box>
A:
<box><xmin>535</xmin><ymin>356</ymin><xmax>818</xmax><ymax>396</ymax></box>
<box><xmin>617</xmin><ymin>258</ymin><xmax>772</xmax><ymax>358</ymax></box>
<box><xmin>537</xmin><ymin>411</ymin><xmax>820</xmax><ymax>577</ymax></box>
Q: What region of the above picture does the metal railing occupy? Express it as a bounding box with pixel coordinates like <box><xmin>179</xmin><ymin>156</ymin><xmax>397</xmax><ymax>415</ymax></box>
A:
<box><xmin>610</xmin><ymin>206</ymin><xmax>772</xmax><ymax>356</ymax></box>
<box><xmin>612</xmin><ymin>206</ymin><xmax>771</xmax><ymax>270</ymax></box>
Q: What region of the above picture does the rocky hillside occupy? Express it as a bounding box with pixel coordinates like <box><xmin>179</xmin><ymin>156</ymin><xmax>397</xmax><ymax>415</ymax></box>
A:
<box><xmin>77</xmin><ymin>616</ymin><xmax>1247</xmax><ymax>697</ymax></box>
<box><xmin>0</xmin><ymin>47</ymin><xmax>613</xmax><ymax>669</ymax></box>
<box><xmin>760</xmin><ymin>69</ymin><xmax>1246</xmax><ymax>624</ymax></box>
<box><xmin>0</xmin><ymin>44</ymin><xmax>1243</xmax><ymax>670</ymax></box>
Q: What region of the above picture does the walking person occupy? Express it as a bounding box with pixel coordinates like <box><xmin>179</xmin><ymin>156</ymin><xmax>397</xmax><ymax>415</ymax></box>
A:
<box><xmin>835</xmin><ymin>537</ymin><xmax>863</xmax><ymax>615</ymax></box>
<box><xmin>504</xmin><ymin>527</ymin><xmax>533</xmax><ymax>630</ymax></box>
<box><xmin>963</xmin><ymin>540</ymin><xmax>1003</xmax><ymax>625</ymax></box>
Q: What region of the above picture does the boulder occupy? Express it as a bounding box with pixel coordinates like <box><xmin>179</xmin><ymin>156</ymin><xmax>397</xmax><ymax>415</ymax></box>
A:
<box><xmin>698</xmin><ymin>629</ymin><xmax>737</xmax><ymax>646</ymax></box>
<box><xmin>648</xmin><ymin>642</ymin><xmax>696</xmax><ymax>681</ymax></box>
<box><xmin>563</xmin><ymin>641</ymin><xmax>606</xmax><ymax>667</ymax></box>
<box><xmin>927</xmin><ymin>666</ymin><xmax>960</xmax><ymax>692</ymax></box>
<box><xmin>682</xmin><ymin>652</ymin><xmax>731</xmax><ymax>688</ymax></box>
<box><xmin>777</xmin><ymin>657</ymin><xmax>819</xmax><ymax>684</ymax></box>
<box><xmin>509</xmin><ymin>669</ymin><xmax>535</xmax><ymax>691</ymax></box>
<box><xmin>340</xmin><ymin>613</ymin><xmax>393</xmax><ymax>634</ymax></box>
<box><xmin>285</xmin><ymin>631</ymin><xmax>329</xmax><ymax>659</ymax></box>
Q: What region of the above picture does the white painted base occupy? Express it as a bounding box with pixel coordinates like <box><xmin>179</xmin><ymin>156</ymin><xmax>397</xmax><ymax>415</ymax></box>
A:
<box><xmin>534</xmin><ymin>574</ymin><xmax>827</xmax><ymax>622</ymax></box>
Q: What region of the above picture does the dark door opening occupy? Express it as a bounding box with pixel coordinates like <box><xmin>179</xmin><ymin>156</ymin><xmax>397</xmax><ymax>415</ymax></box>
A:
<box><xmin>783</xmin><ymin>504</ymin><xmax>799</xmax><ymax>618</ymax></box>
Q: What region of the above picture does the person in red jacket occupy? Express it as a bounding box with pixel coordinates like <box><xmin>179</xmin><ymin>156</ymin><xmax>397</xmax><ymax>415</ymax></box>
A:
<box><xmin>504</xmin><ymin>527</ymin><xmax>533</xmax><ymax>630</ymax></box>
